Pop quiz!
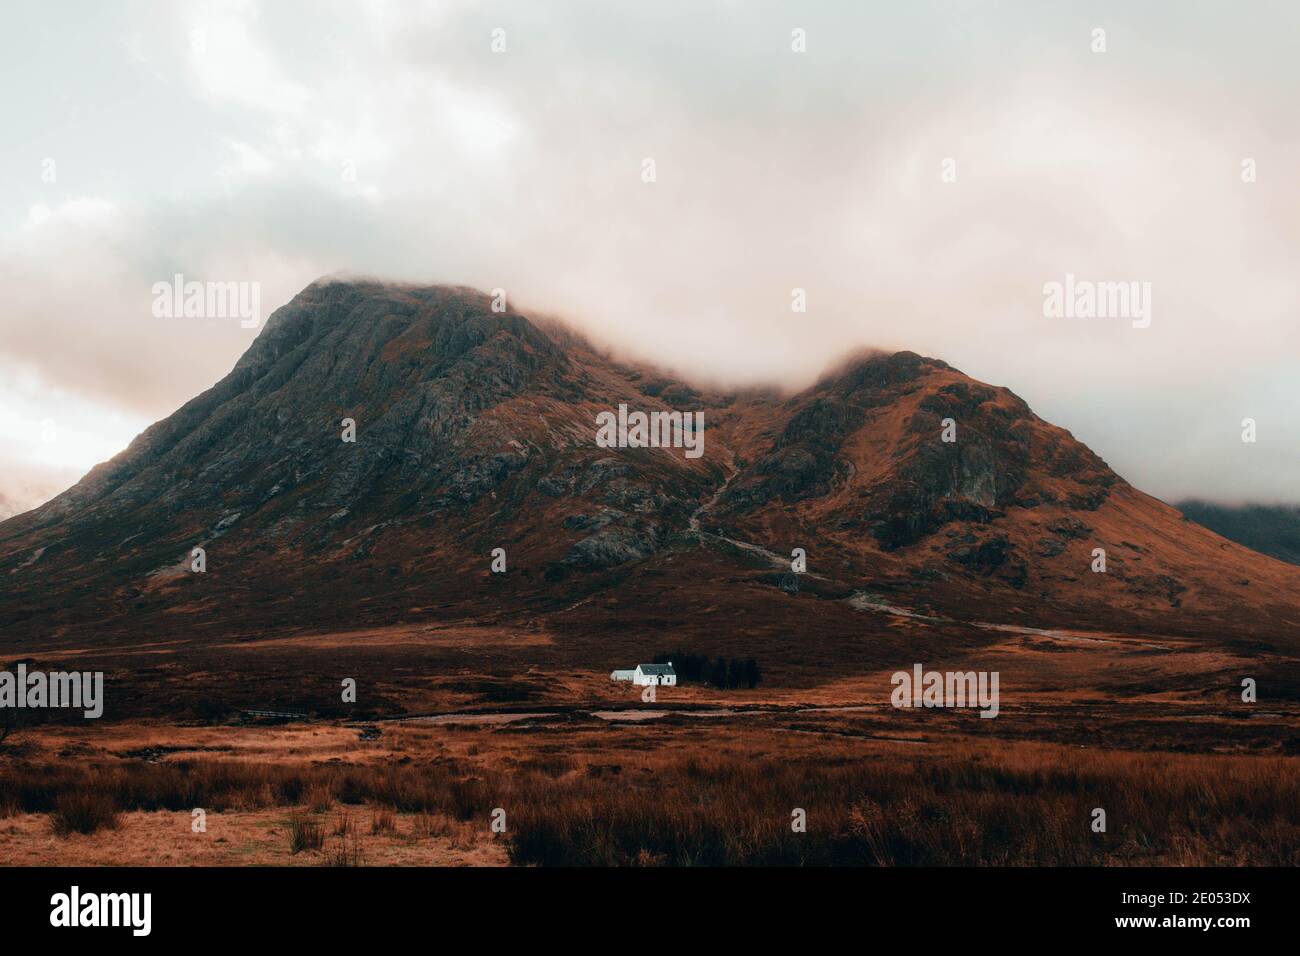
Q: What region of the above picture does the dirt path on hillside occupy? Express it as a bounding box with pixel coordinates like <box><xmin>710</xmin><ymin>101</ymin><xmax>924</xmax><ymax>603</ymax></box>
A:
<box><xmin>687</xmin><ymin>451</ymin><xmax>738</xmax><ymax>534</ymax></box>
<box><xmin>686</xmin><ymin>453</ymin><xmax>833</xmax><ymax>578</ymax></box>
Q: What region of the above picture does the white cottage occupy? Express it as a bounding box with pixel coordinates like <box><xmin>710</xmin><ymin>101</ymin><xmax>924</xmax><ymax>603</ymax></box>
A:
<box><xmin>635</xmin><ymin>663</ymin><xmax>676</xmax><ymax>686</ymax></box>
<box><xmin>610</xmin><ymin>663</ymin><xmax>677</xmax><ymax>686</ymax></box>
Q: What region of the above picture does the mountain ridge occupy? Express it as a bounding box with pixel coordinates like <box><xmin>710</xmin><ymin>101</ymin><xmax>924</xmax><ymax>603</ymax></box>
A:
<box><xmin>3</xmin><ymin>279</ymin><xmax>1298</xmax><ymax>652</ymax></box>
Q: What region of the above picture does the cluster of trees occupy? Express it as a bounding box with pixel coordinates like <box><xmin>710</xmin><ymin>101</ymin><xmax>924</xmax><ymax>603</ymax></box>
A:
<box><xmin>653</xmin><ymin>652</ymin><xmax>761</xmax><ymax>689</ymax></box>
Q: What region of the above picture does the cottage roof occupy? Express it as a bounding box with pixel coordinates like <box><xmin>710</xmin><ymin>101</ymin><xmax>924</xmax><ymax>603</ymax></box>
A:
<box><xmin>637</xmin><ymin>663</ymin><xmax>675</xmax><ymax>675</ymax></box>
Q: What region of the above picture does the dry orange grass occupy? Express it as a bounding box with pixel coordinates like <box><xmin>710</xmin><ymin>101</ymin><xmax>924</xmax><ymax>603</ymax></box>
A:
<box><xmin>2</xmin><ymin>738</ymin><xmax>1295</xmax><ymax>865</ymax></box>
<box><xmin>288</xmin><ymin>811</ymin><xmax>325</xmax><ymax>854</ymax></box>
<box><xmin>49</xmin><ymin>791</ymin><xmax>119</xmax><ymax>837</ymax></box>
<box><xmin>370</xmin><ymin>807</ymin><xmax>396</xmax><ymax>835</ymax></box>
<box><xmin>504</xmin><ymin>746</ymin><xmax>1300</xmax><ymax>866</ymax></box>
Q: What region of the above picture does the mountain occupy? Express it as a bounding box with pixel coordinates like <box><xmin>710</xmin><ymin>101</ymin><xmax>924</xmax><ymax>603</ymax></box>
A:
<box><xmin>3</xmin><ymin>279</ymin><xmax>1299</xmax><ymax>653</ymax></box>
<box><xmin>1177</xmin><ymin>501</ymin><xmax>1300</xmax><ymax>567</ymax></box>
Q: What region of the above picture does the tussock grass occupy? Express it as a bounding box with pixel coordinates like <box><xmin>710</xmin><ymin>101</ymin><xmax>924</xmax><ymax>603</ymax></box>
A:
<box><xmin>305</xmin><ymin>782</ymin><xmax>334</xmax><ymax>813</ymax></box>
<box><xmin>325</xmin><ymin>831</ymin><xmax>364</xmax><ymax>867</ymax></box>
<box><xmin>287</xmin><ymin>811</ymin><xmax>324</xmax><ymax>854</ymax></box>
<box><xmin>412</xmin><ymin>812</ymin><xmax>452</xmax><ymax>838</ymax></box>
<box><xmin>502</xmin><ymin>748</ymin><xmax>1300</xmax><ymax>866</ymax></box>
<box><xmin>50</xmin><ymin>791</ymin><xmax>119</xmax><ymax>836</ymax></box>
<box><xmin>370</xmin><ymin>807</ymin><xmax>396</xmax><ymax>835</ymax></box>
<box><xmin>4</xmin><ymin>744</ymin><xmax>1296</xmax><ymax>864</ymax></box>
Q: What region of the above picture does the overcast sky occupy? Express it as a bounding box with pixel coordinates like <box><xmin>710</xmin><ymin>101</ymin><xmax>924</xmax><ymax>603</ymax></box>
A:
<box><xmin>1</xmin><ymin>0</ymin><xmax>1297</xmax><ymax>517</ymax></box>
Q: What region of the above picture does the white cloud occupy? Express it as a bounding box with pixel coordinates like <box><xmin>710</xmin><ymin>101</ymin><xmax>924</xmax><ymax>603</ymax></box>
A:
<box><xmin>219</xmin><ymin>140</ymin><xmax>276</xmax><ymax>178</ymax></box>
<box><xmin>22</xmin><ymin>197</ymin><xmax>119</xmax><ymax>231</ymax></box>
<box><xmin>186</xmin><ymin>0</ymin><xmax>309</xmax><ymax>116</ymax></box>
<box><xmin>1</xmin><ymin>0</ymin><xmax>1298</xmax><ymax>512</ymax></box>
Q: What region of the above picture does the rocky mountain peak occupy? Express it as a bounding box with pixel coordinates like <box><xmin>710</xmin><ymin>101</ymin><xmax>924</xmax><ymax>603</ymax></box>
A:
<box><xmin>2</xmin><ymin>280</ymin><xmax>1297</xmax><ymax>646</ymax></box>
